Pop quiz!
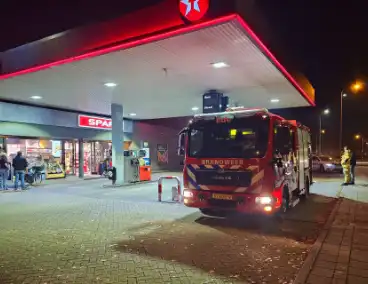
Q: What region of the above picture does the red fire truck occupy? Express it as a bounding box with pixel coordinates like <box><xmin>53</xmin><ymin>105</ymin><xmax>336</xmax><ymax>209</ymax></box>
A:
<box><xmin>177</xmin><ymin>108</ymin><xmax>312</xmax><ymax>216</ymax></box>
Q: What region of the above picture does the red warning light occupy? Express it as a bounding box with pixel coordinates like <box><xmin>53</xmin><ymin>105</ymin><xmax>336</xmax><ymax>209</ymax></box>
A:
<box><xmin>216</xmin><ymin>117</ymin><xmax>232</xmax><ymax>124</ymax></box>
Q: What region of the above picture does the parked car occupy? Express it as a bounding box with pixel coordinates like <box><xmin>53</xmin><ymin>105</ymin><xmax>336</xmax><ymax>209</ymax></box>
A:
<box><xmin>312</xmin><ymin>155</ymin><xmax>343</xmax><ymax>173</ymax></box>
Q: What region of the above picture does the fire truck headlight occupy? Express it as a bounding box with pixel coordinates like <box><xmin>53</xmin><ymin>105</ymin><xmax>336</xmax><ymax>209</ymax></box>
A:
<box><xmin>255</xmin><ymin>196</ymin><xmax>273</xmax><ymax>205</ymax></box>
<box><xmin>183</xmin><ymin>190</ymin><xmax>194</xmax><ymax>198</ymax></box>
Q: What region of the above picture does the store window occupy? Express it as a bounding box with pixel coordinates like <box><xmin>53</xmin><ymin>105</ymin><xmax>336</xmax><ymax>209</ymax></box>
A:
<box><xmin>6</xmin><ymin>138</ymin><xmax>53</xmax><ymax>161</ymax></box>
<box><xmin>5</xmin><ymin>138</ymin><xmax>64</xmax><ymax>179</ymax></box>
<box><xmin>4</xmin><ymin>138</ymin><xmax>129</xmax><ymax>177</ymax></box>
<box><xmin>0</xmin><ymin>137</ymin><xmax>5</xmax><ymax>150</ymax></box>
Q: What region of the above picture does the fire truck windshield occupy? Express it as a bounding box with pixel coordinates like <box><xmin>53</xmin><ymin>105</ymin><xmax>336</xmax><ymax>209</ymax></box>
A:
<box><xmin>188</xmin><ymin>116</ymin><xmax>270</xmax><ymax>158</ymax></box>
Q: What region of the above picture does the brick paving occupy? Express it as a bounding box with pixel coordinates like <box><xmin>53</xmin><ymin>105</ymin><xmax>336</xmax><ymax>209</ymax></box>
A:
<box><xmin>302</xmin><ymin>198</ymin><xmax>368</xmax><ymax>284</ymax></box>
<box><xmin>0</xmin><ymin>178</ymin><xmax>335</xmax><ymax>284</ymax></box>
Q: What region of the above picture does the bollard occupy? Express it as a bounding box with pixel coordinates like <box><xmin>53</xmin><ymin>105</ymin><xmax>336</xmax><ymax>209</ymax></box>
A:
<box><xmin>158</xmin><ymin>183</ymin><xmax>163</xmax><ymax>202</ymax></box>
<box><xmin>158</xmin><ymin>176</ymin><xmax>181</xmax><ymax>203</ymax></box>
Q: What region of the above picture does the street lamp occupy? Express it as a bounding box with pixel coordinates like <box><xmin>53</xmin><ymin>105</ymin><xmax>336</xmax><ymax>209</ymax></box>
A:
<box><xmin>340</xmin><ymin>81</ymin><xmax>365</xmax><ymax>152</ymax></box>
<box><xmin>352</xmin><ymin>81</ymin><xmax>364</xmax><ymax>92</ymax></box>
<box><xmin>354</xmin><ymin>134</ymin><xmax>365</xmax><ymax>159</ymax></box>
<box><xmin>319</xmin><ymin>108</ymin><xmax>330</xmax><ymax>155</ymax></box>
<box><xmin>340</xmin><ymin>91</ymin><xmax>347</xmax><ymax>153</ymax></box>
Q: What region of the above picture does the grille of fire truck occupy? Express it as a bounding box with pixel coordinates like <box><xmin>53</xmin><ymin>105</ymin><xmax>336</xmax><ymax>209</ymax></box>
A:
<box><xmin>208</xmin><ymin>199</ymin><xmax>237</xmax><ymax>209</ymax></box>
<box><xmin>195</xmin><ymin>170</ymin><xmax>252</xmax><ymax>187</ymax></box>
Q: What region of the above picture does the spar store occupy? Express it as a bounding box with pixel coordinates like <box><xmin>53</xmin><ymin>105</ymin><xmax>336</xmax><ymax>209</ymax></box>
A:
<box><xmin>0</xmin><ymin>102</ymin><xmax>135</xmax><ymax>178</ymax></box>
<box><xmin>0</xmin><ymin>0</ymin><xmax>315</xmax><ymax>184</ymax></box>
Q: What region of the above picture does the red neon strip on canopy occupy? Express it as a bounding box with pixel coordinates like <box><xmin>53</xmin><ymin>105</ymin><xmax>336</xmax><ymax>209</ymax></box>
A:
<box><xmin>0</xmin><ymin>13</ymin><xmax>314</xmax><ymax>106</ymax></box>
<box><xmin>0</xmin><ymin>14</ymin><xmax>238</xmax><ymax>80</ymax></box>
<box><xmin>233</xmin><ymin>15</ymin><xmax>315</xmax><ymax>106</ymax></box>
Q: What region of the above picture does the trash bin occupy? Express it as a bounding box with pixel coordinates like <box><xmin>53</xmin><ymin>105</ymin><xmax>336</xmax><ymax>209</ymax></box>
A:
<box><xmin>107</xmin><ymin>167</ymin><xmax>116</xmax><ymax>185</ymax></box>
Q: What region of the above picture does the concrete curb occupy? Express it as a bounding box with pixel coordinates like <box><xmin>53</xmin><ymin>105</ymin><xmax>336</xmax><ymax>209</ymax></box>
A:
<box><xmin>83</xmin><ymin>176</ymin><xmax>104</xmax><ymax>181</ymax></box>
<box><xmin>102</xmin><ymin>172</ymin><xmax>182</xmax><ymax>188</ymax></box>
<box><xmin>102</xmin><ymin>179</ymin><xmax>159</xmax><ymax>188</ymax></box>
<box><xmin>293</xmin><ymin>197</ymin><xmax>342</xmax><ymax>284</ymax></box>
<box><xmin>336</xmin><ymin>184</ymin><xmax>344</xmax><ymax>198</ymax></box>
<box><xmin>83</xmin><ymin>171</ymin><xmax>170</xmax><ymax>181</ymax></box>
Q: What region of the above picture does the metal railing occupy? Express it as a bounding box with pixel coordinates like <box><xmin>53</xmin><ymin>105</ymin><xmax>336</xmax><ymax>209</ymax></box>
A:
<box><xmin>158</xmin><ymin>176</ymin><xmax>181</xmax><ymax>203</ymax></box>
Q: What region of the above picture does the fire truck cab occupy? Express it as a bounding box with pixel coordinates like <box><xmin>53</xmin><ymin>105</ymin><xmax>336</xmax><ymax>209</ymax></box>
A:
<box><xmin>178</xmin><ymin>108</ymin><xmax>312</xmax><ymax>216</ymax></box>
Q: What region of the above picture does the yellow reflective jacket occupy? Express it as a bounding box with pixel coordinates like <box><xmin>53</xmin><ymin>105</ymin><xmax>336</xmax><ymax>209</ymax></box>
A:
<box><xmin>341</xmin><ymin>150</ymin><xmax>351</xmax><ymax>166</ymax></box>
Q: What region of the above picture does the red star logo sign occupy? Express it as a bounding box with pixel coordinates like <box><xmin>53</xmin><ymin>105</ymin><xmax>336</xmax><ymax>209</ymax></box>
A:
<box><xmin>179</xmin><ymin>0</ymin><xmax>209</xmax><ymax>22</ymax></box>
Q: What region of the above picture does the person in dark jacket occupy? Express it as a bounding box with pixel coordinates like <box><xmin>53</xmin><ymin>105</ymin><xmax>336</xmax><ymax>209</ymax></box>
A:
<box><xmin>12</xmin><ymin>151</ymin><xmax>28</xmax><ymax>190</ymax></box>
<box><xmin>0</xmin><ymin>148</ymin><xmax>10</xmax><ymax>190</ymax></box>
<box><xmin>350</xmin><ymin>151</ymin><xmax>357</xmax><ymax>185</ymax></box>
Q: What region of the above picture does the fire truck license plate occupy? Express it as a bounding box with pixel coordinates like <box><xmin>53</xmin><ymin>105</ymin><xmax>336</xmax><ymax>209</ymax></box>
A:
<box><xmin>212</xmin><ymin>194</ymin><xmax>233</xmax><ymax>200</ymax></box>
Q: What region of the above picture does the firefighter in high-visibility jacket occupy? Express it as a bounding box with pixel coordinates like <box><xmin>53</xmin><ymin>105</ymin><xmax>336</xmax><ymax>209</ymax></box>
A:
<box><xmin>341</xmin><ymin>146</ymin><xmax>352</xmax><ymax>185</ymax></box>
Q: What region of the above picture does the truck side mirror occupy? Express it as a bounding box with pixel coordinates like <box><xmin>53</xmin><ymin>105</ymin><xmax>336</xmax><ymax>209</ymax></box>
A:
<box><xmin>177</xmin><ymin>132</ymin><xmax>186</xmax><ymax>156</ymax></box>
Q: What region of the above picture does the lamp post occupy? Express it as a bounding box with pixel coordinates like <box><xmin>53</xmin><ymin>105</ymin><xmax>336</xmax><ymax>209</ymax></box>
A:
<box><xmin>339</xmin><ymin>91</ymin><xmax>347</xmax><ymax>153</ymax></box>
<box><xmin>340</xmin><ymin>81</ymin><xmax>365</xmax><ymax>152</ymax></box>
<box><xmin>355</xmin><ymin>134</ymin><xmax>365</xmax><ymax>159</ymax></box>
<box><xmin>319</xmin><ymin>108</ymin><xmax>330</xmax><ymax>155</ymax></box>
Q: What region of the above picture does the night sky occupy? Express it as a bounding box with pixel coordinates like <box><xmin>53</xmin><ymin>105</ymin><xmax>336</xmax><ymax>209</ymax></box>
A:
<box><xmin>1</xmin><ymin>0</ymin><xmax>367</xmax><ymax>154</ymax></box>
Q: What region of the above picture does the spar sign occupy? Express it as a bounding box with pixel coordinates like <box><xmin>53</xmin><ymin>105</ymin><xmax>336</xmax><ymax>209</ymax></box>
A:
<box><xmin>78</xmin><ymin>115</ymin><xmax>112</xmax><ymax>130</ymax></box>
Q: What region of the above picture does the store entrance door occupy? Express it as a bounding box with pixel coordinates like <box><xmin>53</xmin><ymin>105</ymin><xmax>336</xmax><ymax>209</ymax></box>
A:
<box><xmin>89</xmin><ymin>142</ymin><xmax>106</xmax><ymax>174</ymax></box>
<box><xmin>73</xmin><ymin>141</ymin><xmax>111</xmax><ymax>176</ymax></box>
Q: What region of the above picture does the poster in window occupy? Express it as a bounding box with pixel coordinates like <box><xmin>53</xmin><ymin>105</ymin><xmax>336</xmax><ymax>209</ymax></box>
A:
<box><xmin>157</xmin><ymin>144</ymin><xmax>168</xmax><ymax>164</ymax></box>
<box><xmin>52</xmin><ymin>141</ymin><xmax>61</xmax><ymax>158</ymax></box>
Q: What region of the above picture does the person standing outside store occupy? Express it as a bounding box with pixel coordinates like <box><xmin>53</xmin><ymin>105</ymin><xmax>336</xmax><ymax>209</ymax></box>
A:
<box><xmin>0</xmin><ymin>147</ymin><xmax>10</xmax><ymax>190</ymax></box>
<box><xmin>12</xmin><ymin>151</ymin><xmax>28</xmax><ymax>190</ymax></box>
<box><xmin>341</xmin><ymin>146</ymin><xmax>352</xmax><ymax>185</ymax></box>
<box><xmin>350</xmin><ymin>150</ymin><xmax>357</xmax><ymax>185</ymax></box>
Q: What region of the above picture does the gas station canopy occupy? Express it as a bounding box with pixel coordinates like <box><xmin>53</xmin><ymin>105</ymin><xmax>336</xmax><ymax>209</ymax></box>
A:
<box><xmin>0</xmin><ymin>0</ymin><xmax>315</xmax><ymax>119</ymax></box>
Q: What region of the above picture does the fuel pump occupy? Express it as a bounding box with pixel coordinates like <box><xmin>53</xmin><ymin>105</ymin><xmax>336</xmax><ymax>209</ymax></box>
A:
<box><xmin>138</xmin><ymin>149</ymin><xmax>151</xmax><ymax>181</ymax></box>
<box><xmin>124</xmin><ymin>151</ymin><xmax>140</xmax><ymax>183</ymax></box>
<box><xmin>107</xmin><ymin>150</ymin><xmax>150</xmax><ymax>184</ymax></box>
